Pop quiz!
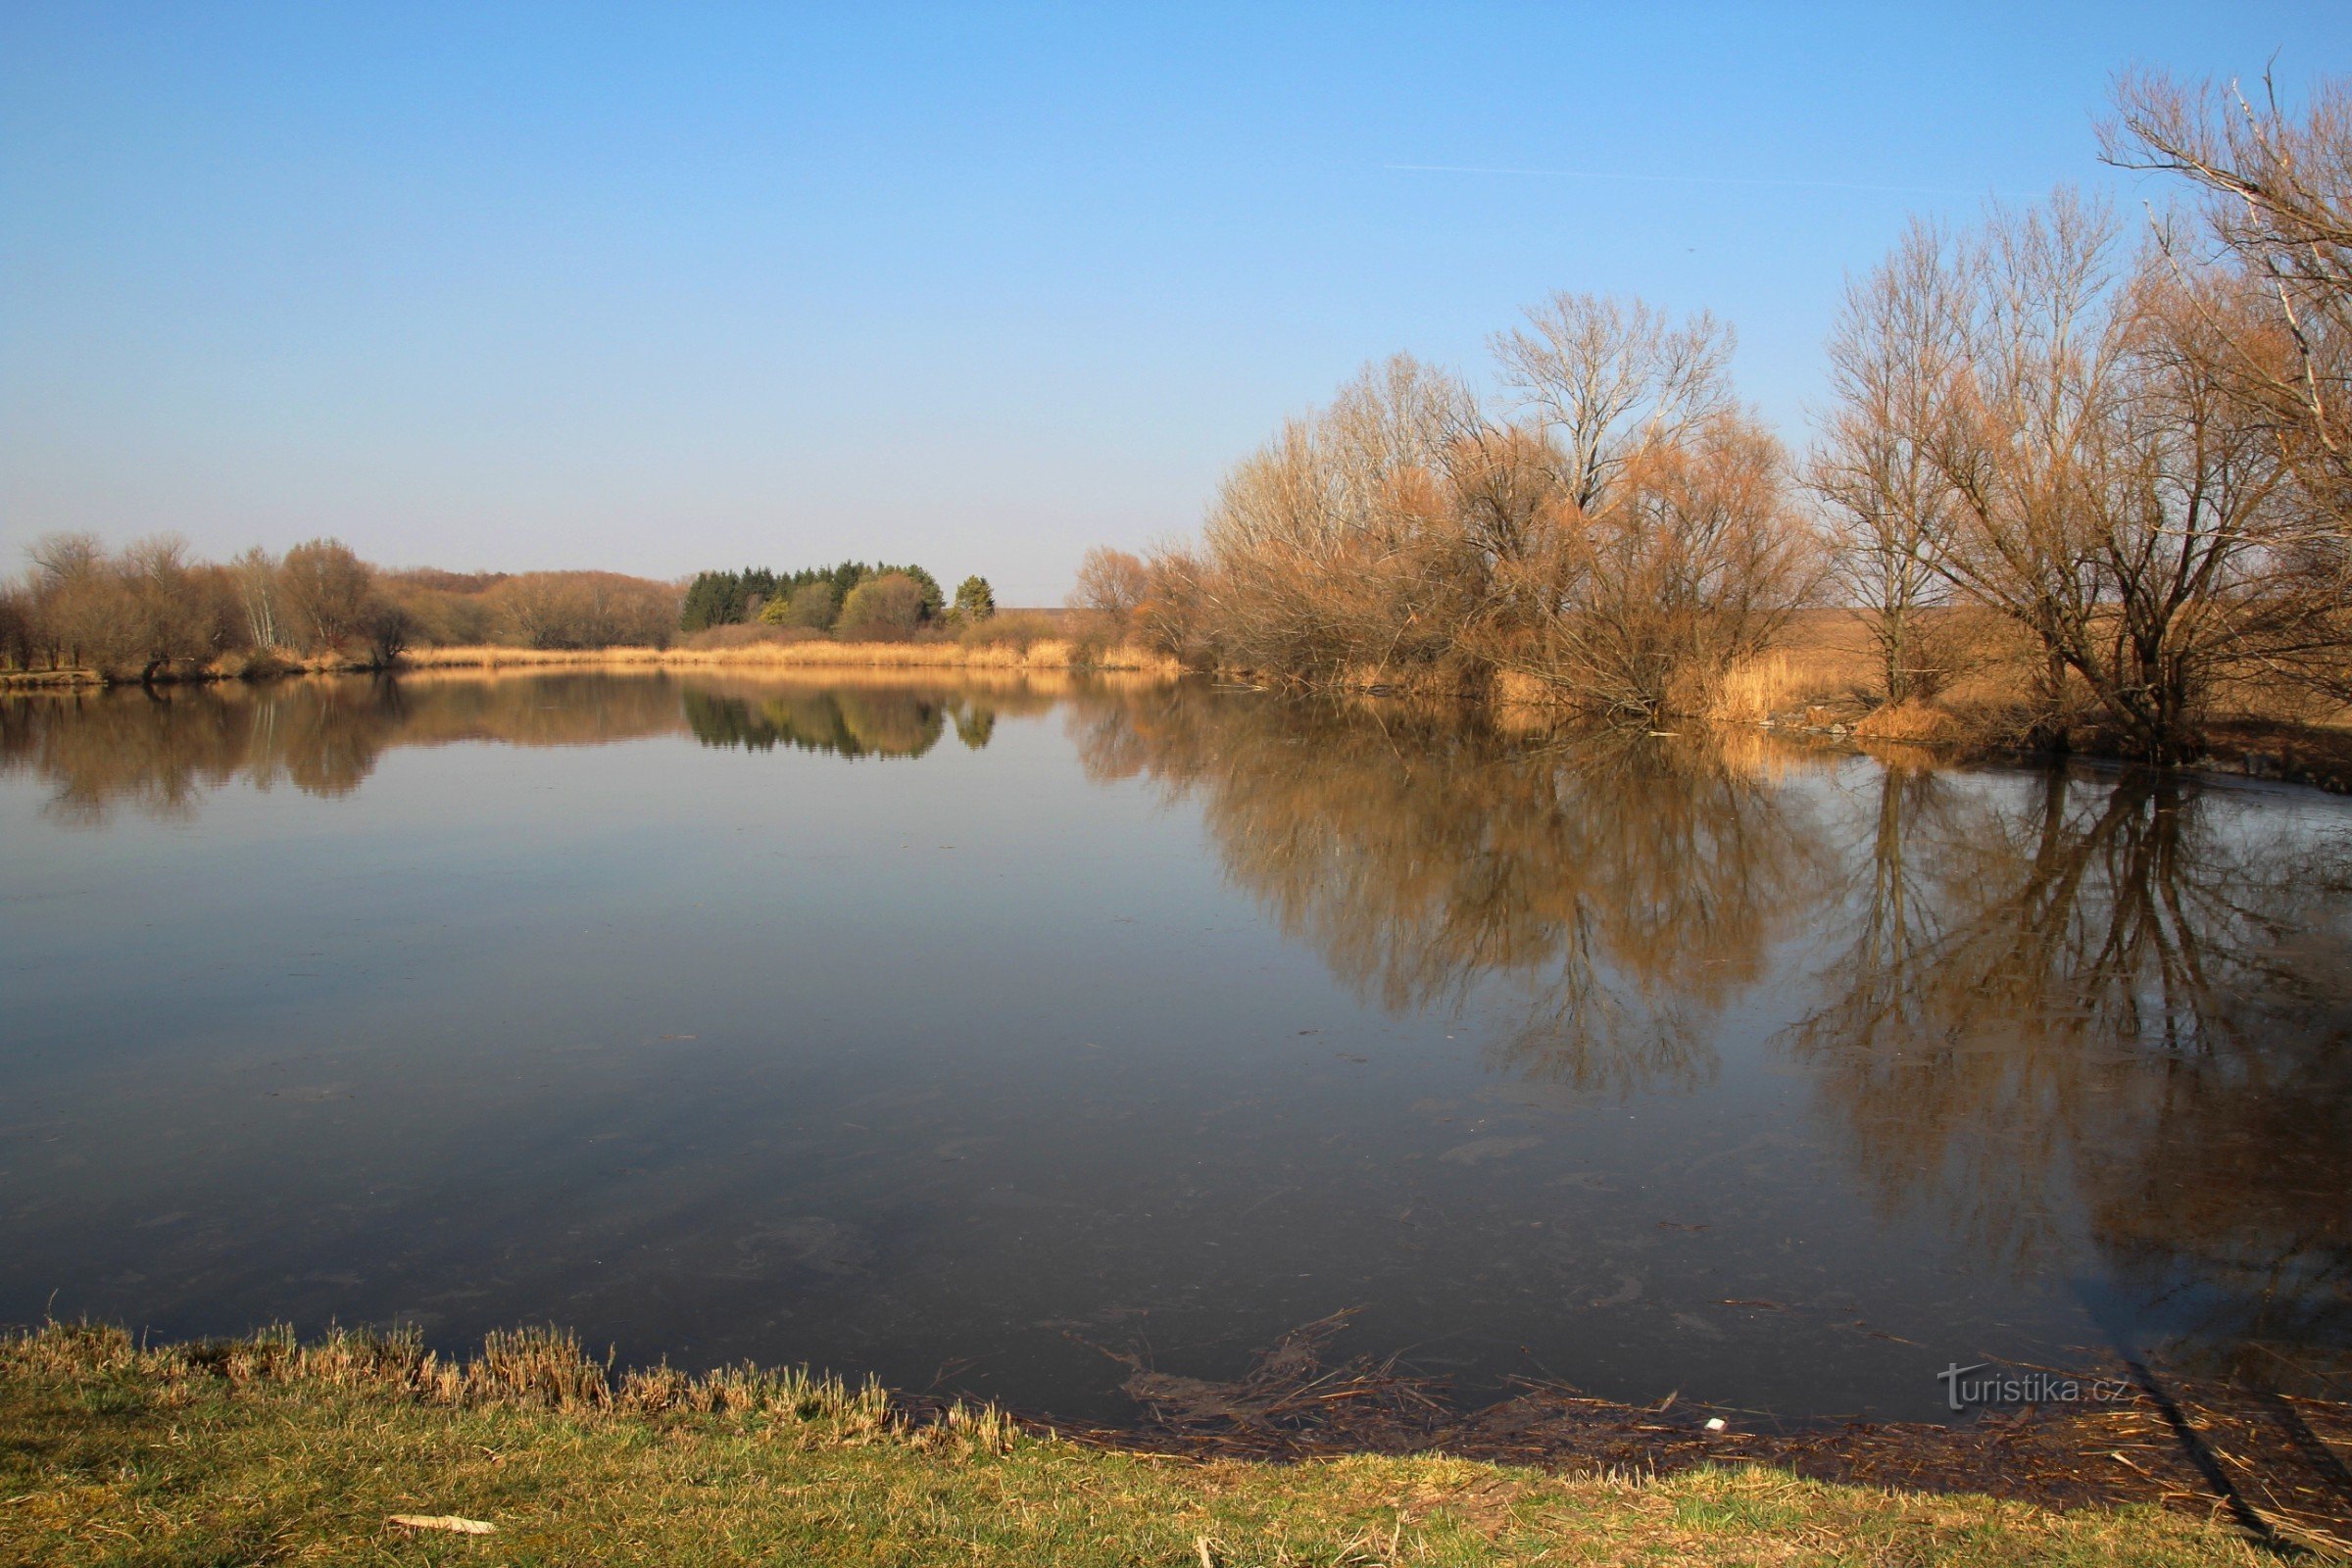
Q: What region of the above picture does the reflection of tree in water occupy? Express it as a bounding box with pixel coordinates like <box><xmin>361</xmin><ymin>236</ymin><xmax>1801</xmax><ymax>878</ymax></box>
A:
<box><xmin>679</xmin><ymin>685</ymin><xmax>1016</xmax><ymax>760</ymax></box>
<box><xmin>1789</xmin><ymin>763</ymin><xmax>2352</xmax><ymax>1388</ymax></box>
<box><xmin>0</xmin><ymin>676</ymin><xmax>1026</xmax><ymax>822</ymax></box>
<box><xmin>0</xmin><ymin>682</ymin><xmax>398</xmax><ymax>822</ymax></box>
<box><xmin>680</xmin><ymin>686</ymin><xmax>955</xmax><ymax>759</ymax></box>
<box><xmin>1071</xmin><ymin>686</ymin><xmax>1833</xmax><ymax>1095</ymax></box>
<box><xmin>1</xmin><ymin>675</ymin><xmax>689</xmax><ymax>822</ymax></box>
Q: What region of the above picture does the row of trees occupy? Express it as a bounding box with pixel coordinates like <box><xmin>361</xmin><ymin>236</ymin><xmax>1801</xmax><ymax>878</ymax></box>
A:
<box><xmin>0</xmin><ymin>535</ymin><xmax>688</xmax><ymax>677</ymax></box>
<box><xmin>1083</xmin><ymin>70</ymin><xmax>2352</xmax><ymax>760</ymax></box>
<box><xmin>0</xmin><ymin>533</ymin><xmax>1005</xmax><ymax>674</ymax></box>
<box><xmin>1074</xmin><ymin>308</ymin><xmax>1820</xmax><ymax>720</ymax></box>
<box><xmin>0</xmin><ymin>535</ymin><xmax>414</xmax><ymax>678</ymax></box>
<box><xmin>678</xmin><ymin>562</ymin><xmax>996</xmax><ymax>636</ymax></box>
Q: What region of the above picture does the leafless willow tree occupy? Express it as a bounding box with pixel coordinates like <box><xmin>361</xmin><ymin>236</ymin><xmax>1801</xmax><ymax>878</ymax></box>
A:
<box><xmin>1161</xmin><ymin>308</ymin><xmax>1815</xmax><ymax>716</ymax></box>
<box><xmin>1193</xmin><ymin>354</ymin><xmax>1485</xmax><ymax>686</ymax></box>
<box><xmin>1474</xmin><ymin>296</ymin><xmax>1815</xmax><ymax>718</ymax></box>
<box><xmin>277</xmin><ymin>538</ymin><xmax>377</xmax><ymax>653</ymax></box>
<box><xmin>1481</xmin><ymin>407</ymin><xmax>1815</xmax><ymax>718</ymax></box>
<box><xmin>491</xmin><ymin>570</ymin><xmax>679</xmax><ymax>649</ymax></box>
<box><xmin>2104</xmin><ymin>69</ymin><xmax>2352</xmax><ymax>524</ymax></box>
<box><xmin>1492</xmin><ymin>292</ymin><xmax>1736</xmax><ymax>512</ymax></box>
<box><xmin>1811</xmin><ymin>220</ymin><xmax>1969</xmax><ymax>704</ymax></box>
<box><xmin>2103</xmin><ymin>68</ymin><xmax>2352</xmax><ymax>704</ymax></box>
<box><xmin>1068</xmin><ymin>545</ymin><xmax>1150</xmax><ymax>639</ymax></box>
<box><xmin>1823</xmin><ymin>190</ymin><xmax>2320</xmax><ymax>760</ymax></box>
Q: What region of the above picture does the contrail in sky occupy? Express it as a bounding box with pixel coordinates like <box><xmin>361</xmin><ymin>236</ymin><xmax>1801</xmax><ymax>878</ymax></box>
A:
<box><xmin>1383</xmin><ymin>162</ymin><xmax>2016</xmax><ymax>199</ymax></box>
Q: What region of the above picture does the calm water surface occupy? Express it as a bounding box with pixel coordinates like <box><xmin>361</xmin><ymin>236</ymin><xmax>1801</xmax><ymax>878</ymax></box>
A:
<box><xmin>3</xmin><ymin>673</ymin><xmax>2347</xmax><ymax>1425</ymax></box>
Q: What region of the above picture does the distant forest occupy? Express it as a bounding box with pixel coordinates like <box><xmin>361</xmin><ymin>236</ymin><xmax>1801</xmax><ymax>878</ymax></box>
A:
<box><xmin>682</xmin><ymin>564</ymin><xmax>938</xmax><ymax>632</ymax></box>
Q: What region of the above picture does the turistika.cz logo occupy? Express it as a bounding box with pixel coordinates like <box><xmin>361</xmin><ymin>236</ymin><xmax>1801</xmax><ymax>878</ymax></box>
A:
<box><xmin>1936</xmin><ymin>1362</ymin><xmax>2134</xmax><ymax>1412</ymax></box>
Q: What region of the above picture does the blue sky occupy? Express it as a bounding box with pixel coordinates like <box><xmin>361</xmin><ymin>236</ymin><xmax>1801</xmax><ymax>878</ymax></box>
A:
<box><xmin>4</xmin><ymin>4</ymin><xmax>2345</xmax><ymax>602</ymax></box>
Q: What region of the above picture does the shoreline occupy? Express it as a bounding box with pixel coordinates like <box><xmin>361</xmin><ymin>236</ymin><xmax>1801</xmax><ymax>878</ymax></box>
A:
<box><xmin>9</xmin><ymin>644</ymin><xmax>2351</xmax><ymax>794</ymax></box>
<box><xmin>5</xmin><ymin>1319</ymin><xmax>2339</xmax><ymax>1561</ymax></box>
<box><xmin>0</xmin><ymin>635</ymin><xmax>1184</xmax><ymax>689</ymax></box>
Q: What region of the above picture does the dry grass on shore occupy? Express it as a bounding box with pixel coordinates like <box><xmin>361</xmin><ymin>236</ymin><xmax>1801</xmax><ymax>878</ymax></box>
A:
<box><xmin>396</xmin><ymin>636</ymin><xmax>1182</xmax><ymax>676</ymax></box>
<box><xmin>0</xmin><ymin>1321</ymin><xmax>2267</xmax><ymax>1567</ymax></box>
<box><xmin>1697</xmin><ymin>610</ymin><xmax>2352</xmax><ymax>785</ymax></box>
<box><xmin>0</xmin><ymin>627</ymin><xmax>1181</xmax><ymax>687</ymax></box>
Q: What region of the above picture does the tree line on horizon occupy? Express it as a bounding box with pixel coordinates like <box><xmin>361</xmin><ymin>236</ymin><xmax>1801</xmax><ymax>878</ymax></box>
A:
<box><xmin>0</xmin><ymin>544</ymin><xmax>1009</xmax><ymax>677</ymax></box>
<box><xmin>0</xmin><ymin>538</ymin><xmax>686</xmax><ymax>677</ymax></box>
<box><xmin>1066</xmin><ymin>69</ymin><xmax>2352</xmax><ymax>763</ymax></box>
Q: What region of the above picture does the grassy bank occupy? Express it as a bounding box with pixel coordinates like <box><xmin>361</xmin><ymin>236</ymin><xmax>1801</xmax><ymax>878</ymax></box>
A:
<box><xmin>0</xmin><ymin>1324</ymin><xmax>2271</xmax><ymax>1567</ymax></box>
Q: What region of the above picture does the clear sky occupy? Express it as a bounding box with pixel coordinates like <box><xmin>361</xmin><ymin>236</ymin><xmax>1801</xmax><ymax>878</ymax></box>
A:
<box><xmin>4</xmin><ymin>4</ymin><xmax>2345</xmax><ymax>602</ymax></box>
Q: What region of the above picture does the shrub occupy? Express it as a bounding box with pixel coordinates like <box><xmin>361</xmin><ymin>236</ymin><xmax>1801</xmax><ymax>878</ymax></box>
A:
<box><xmin>487</xmin><ymin>571</ymin><xmax>682</xmax><ymax>650</ymax></box>
<box><xmin>835</xmin><ymin>572</ymin><xmax>926</xmax><ymax>639</ymax></box>
<box><xmin>760</xmin><ymin>580</ymin><xmax>841</xmax><ymax>630</ymax></box>
<box><xmin>683</xmin><ymin>622</ymin><xmax>817</xmax><ymax>650</ymax></box>
<box><xmin>958</xmin><ymin>610</ymin><xmax>1059</xmax><ymax>651</ymax></box>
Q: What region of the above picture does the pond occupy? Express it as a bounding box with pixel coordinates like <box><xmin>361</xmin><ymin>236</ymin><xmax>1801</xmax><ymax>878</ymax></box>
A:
<box><xmin>2</xmin><ymin>672</ymin><xmax>2347</xmax><ymax>1427</ymax></box>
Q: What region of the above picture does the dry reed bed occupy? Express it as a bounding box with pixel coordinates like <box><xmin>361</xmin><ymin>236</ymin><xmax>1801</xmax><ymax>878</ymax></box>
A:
<box><xmin>398</xmin><ymin>638</ymin><xmax>1182</xmax><ymax>675</ymax></box>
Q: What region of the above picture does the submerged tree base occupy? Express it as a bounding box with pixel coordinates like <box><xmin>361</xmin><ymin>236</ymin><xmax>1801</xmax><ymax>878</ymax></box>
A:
<box><xmin>2</xmin><ymin>1320</ymin><xmax>2342</xmax><ymax>1563</ymax></box>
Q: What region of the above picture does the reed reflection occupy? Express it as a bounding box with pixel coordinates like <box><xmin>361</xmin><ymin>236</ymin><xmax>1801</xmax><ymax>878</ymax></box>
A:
<box><xmin>1072</xmin><ymin>686</ymin><xmax>1835</xmax><ymax>1094</ymax></box>
<box><xmin>1789</xmin><ymin>762</ymin><xmax>2352</xmax><ymax>1388</ymax></box>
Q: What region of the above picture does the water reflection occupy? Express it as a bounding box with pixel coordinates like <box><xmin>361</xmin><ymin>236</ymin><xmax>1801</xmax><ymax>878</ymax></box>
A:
<box><xmin>1074</xmin><ymin>688</ymin><xmax>2352</xmax><ymax>1390</ymax></box>
<box><xmin>1072</xmin><ymin>687</ymin><xmax>1832</xmax><ymax>1095</ymax></box>
<box><xmin>3</xmin><ymin>672</ymin><xmax>2346</xmax><ymax>1410</ymax></box>
<box><xmin>0</xmin><ymin>673</ymin><xmax>1056</xmax><ymax>821</ymax></box>
<box><xmin>682</xmin><ymin>686</ymin><xmax>1004</xmax><ymax>760</ymax></box>
<box><xmin>1790</xmin><ymin>763</ymin><xmax>2352</xmax><ymax>1389</ymax></box>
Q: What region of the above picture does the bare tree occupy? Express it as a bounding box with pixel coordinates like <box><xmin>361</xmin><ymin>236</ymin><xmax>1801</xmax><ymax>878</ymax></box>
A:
<box><xmin>1909</xmin><ymin>192</ymin><xmax>2132</xmax><ymax>746</ymax></box>
<box><xmin>1069</xmin><ymin>545</ymin><xmax>1150</xmax><ymax>636</ymax></box>
<box><xmin>1812</xmin><ymin>220</ymin><xmax>1970</xmax><ymax>703</ymax></box>
<box><xmin>1193</xmin><ymin>354</ymin><xmax>1484</xmax><ymax>686</ymax></box>
<box><xmin>491</xmin><ymin>571</ymin><xmax>681</xmax><ymax>649</ymax></box>
<box><xmin>25</xmin><ymin>532</ymin><xmax>111</xmax><ymax>671</ymax></box>
<box><xmin>1834</xmin><ymin>192</ymin><xmax>2322</xmax><ymax>760</ymax></box>
<box><xmin>230</xmin><ymin>546</ymin><xmax>283</xmax><ymax>649</ymax></box>
<box><xmin>119</xmin><ymin>535</ymin><xmax>222</xmax><ymax>680</ymax></box>
<box><xmin>2103</xmin><ymin>69</ymin><xmax>2352</xmax><ymax>525</ymax></box>
<box><xmin>0</xmin><ymin>579</ymin><xmax>31</xmax><ymax>670</ymax></box>
<box><xmin>1492</xmin><ymin>292</ymin><xmax>1736</xmax><ymax>511</ymax></box>
<box><xmin>1486</xmin><ymin>409</ymin><xmax>1816</xmax><ymax>719</ymax></box>
<box><xmin>1134</xmin><ymin>542</ymin><xmax>1213</xmax><ymax>664</ymax></box>
<box><xmin>277</xmin><ymin>538</ymin><xmax>376</xmax><ymax>653</ymax></box>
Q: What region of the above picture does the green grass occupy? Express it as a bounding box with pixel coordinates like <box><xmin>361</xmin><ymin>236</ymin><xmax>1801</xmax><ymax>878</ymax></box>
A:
<box><xmin>0</xmin><ymin>1323</ymin><xmax>2267</xmax><ymax>1567</ymax></box>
